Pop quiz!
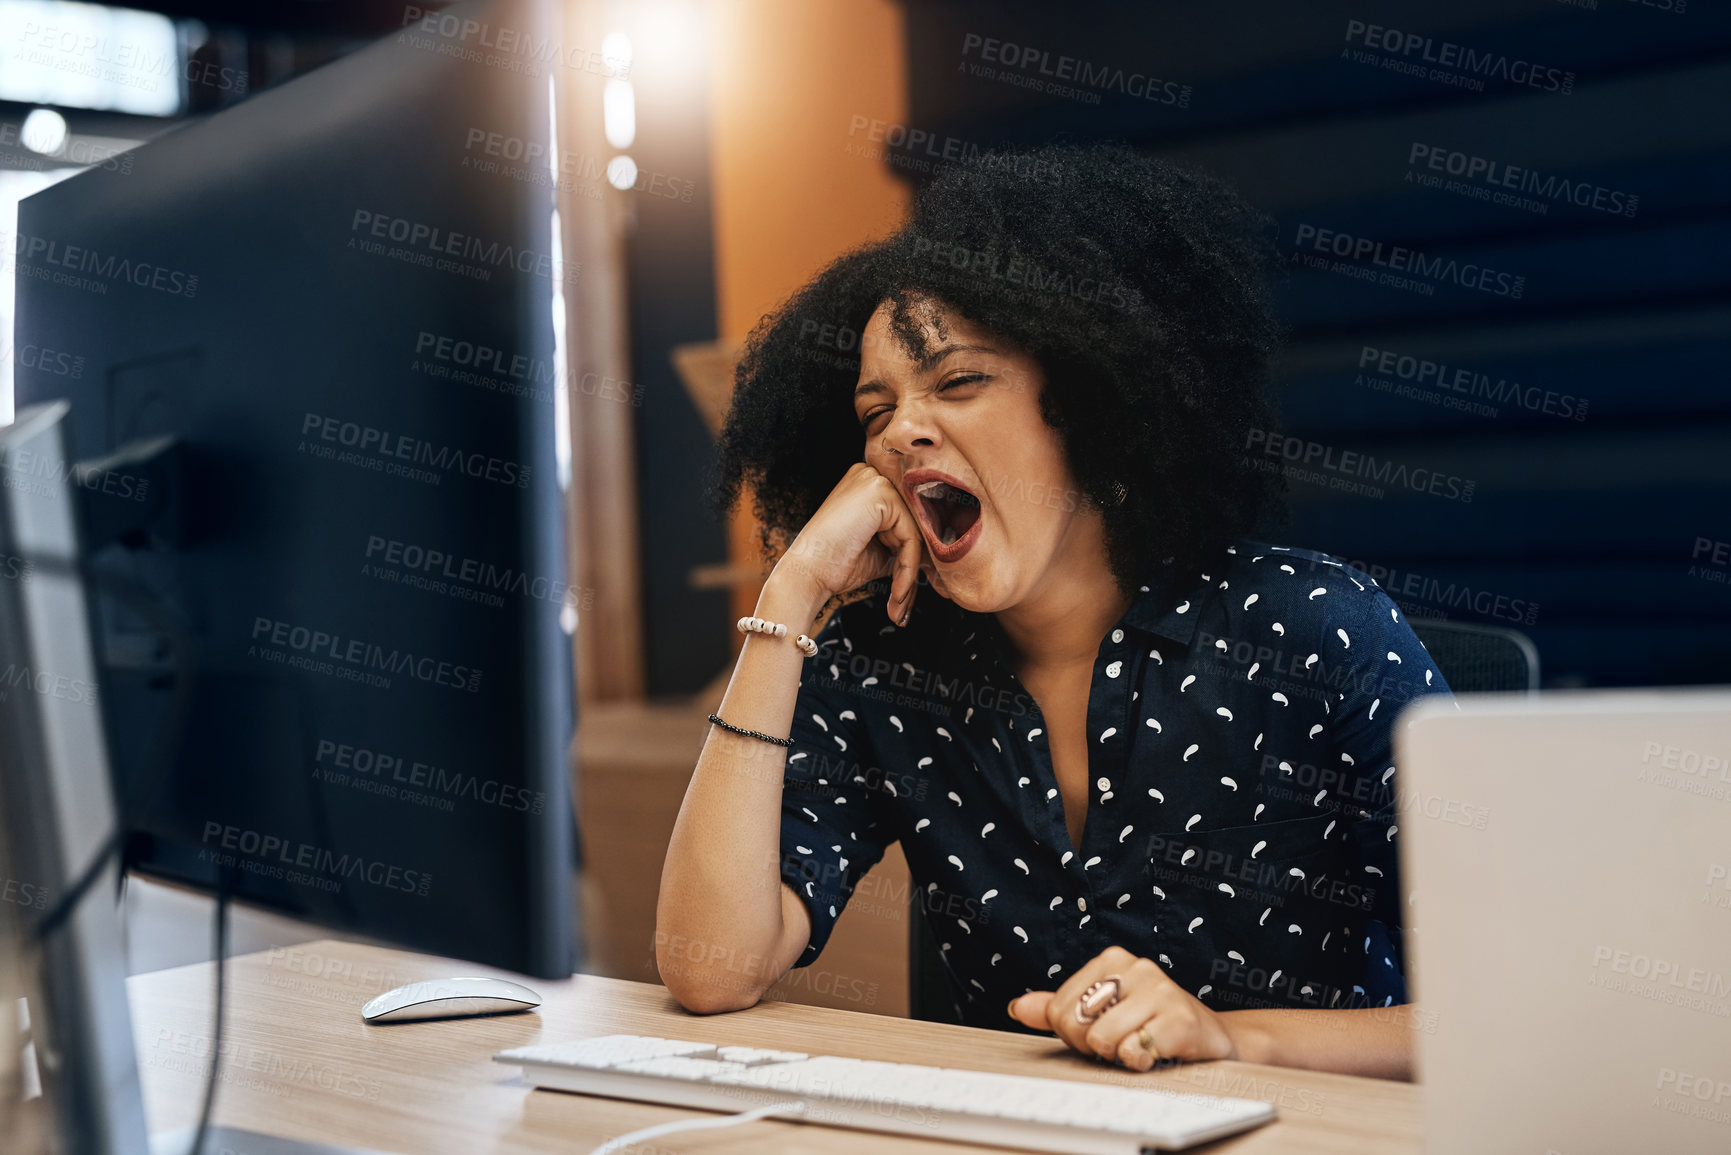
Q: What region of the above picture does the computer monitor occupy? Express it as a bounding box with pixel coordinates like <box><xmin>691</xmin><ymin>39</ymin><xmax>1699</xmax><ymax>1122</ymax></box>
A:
<box><xmin>0</xmin><ymin>401</ymin><xmax>149</xmax><ymax>1155</ymax></box>
<box><xmin>11</xmin><ymin>0</ymin><xmax>576</xmax><ymax>979</ymax></box>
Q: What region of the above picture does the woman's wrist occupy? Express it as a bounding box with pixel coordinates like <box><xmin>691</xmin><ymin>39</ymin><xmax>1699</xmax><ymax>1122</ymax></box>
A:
<box><xmin>756</xmin><ymin>566</ymin><xmax>831</xmax><ymax>629</ymax></box>
<box><xmin>1216</xmin><ymin>1011</ymin><xmax>1276</xmax><ymax>1066</ymax></box>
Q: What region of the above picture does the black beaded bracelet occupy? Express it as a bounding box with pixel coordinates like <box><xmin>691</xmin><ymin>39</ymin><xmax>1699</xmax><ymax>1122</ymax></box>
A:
<box><xmin>707</xmin><ymin>712</ymin><xmax>794</xmax><ymax>748</ymax></box>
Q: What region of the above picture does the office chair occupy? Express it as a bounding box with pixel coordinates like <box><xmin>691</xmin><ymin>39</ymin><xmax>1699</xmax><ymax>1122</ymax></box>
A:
<box><xmin>904</xmin><ymin>618</ymin><xmax>1542</xmax><ymax>1024</ymax></box>
<box><xmin>1406</xmin><ymin>618</ymin><xmax>1540</xmax><ymax>694</ymax></box>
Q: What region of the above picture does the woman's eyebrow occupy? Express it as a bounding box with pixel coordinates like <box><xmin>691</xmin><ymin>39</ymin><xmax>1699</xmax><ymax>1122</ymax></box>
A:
<box><xmin>853</xmin><ymin>343</ymin><xmax>1000</xmax><ymax>399</ymax></box>
<box><xmin>915</xmin><ymin>342</ymin><xmax>998</xmax><ymax>371</ymax></box>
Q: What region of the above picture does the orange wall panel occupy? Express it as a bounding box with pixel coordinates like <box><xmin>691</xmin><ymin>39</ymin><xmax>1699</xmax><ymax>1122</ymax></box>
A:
<box><xmin>709</xmin><ymin>0</ymin><xmax>911</xmax><ymax>342</ymax></box>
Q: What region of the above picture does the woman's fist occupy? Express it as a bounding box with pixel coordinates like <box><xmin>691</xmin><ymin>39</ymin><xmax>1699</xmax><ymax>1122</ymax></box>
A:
<box><xmin>1008</xmin><ymin>946</ymin><xmax>1238</xmax><ymax>1072</ymax></box>
<box><xmin>772</xmin><ymin>462</ymin><xmax>932</xmax><ymax>627</ymax></box>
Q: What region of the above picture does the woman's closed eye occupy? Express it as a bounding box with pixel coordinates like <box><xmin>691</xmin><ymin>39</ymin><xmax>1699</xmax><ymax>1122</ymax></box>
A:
<box><xmin>939</xmin><ymin>372</ymin><xmax>990</xmax><ymax>394</ymax></box>
<box><xmin>858</xmin><ymin>373</ymin><xmax>991</xmax><ymax>431</ymax></box>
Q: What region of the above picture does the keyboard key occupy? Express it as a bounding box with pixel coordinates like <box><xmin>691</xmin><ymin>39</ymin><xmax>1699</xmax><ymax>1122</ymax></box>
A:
<box><xmin>715</xmin><ymin>1046</ymin><xmax>808</xmax><ymax>1065</ymax></box>
<box><xmin>611</xmin><ymin>1057</ymin><xmax>749</xmax><ymax>1081</ymax></box>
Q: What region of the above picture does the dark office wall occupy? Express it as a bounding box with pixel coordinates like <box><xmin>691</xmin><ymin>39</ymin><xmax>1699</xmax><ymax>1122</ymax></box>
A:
<box><xmin>624</xmin><ymin>8</ymin><xmax>730</xmax><ymax>697</ymax></box>
<box><xmin>897</xmin><ymin>0</ymin><xmax>1731</xmax><ymax>688</ymax></box>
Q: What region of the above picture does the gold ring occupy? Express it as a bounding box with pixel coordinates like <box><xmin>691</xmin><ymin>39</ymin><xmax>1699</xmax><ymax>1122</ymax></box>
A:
<box><xmin>1137</xmin><ymin>1026</ymin><xmax>1158</xmax><ymax>1060</ymax></box>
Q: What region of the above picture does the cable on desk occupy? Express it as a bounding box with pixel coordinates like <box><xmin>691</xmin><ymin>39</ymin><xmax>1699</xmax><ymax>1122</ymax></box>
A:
<box><xmin>187</xmin><ymin>866</ymin><xmax>230</xmax><ymax>1155</ymax></box>
<box><xmin>587</xmin><ymin>1100</ymin><xmax>808</xmax><ymax>1155</ymax></box>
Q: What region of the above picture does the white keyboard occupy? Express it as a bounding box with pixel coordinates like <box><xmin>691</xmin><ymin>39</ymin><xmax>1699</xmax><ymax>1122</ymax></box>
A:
<box><xmin>494</xmin><ymin>1033</ymin><xmax>1277</xmax><ymax>1154</ymax></box>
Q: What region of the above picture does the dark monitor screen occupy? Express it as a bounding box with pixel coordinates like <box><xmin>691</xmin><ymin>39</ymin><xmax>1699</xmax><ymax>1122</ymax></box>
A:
<box><xmin>12</xmin><ymin>0</ymin><xmax>576</xmax><ymax>979</ymax></box>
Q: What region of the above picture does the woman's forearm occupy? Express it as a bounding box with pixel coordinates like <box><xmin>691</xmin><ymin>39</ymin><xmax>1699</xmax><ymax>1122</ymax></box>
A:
<box><xmin>1217</xmin><ymin>1006</ymin><xmax>1419</xmax><ymax>1079</ymax></box>
<box><xmin>654</xmin><ymin>572</ymin><xmax>829</xmax><ymax>1013</ymax></box>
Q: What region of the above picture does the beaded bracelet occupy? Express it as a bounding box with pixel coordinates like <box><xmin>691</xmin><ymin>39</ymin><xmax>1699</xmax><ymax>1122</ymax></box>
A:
<box><xmin>707</xmin><ymin>713</ymin><xmax>794</xmax><ymax>748</ymax></box>
<box><xmin>737</xmin><ymin>615</ymin><xmax>818</xmax><ymax>657</ymax></box>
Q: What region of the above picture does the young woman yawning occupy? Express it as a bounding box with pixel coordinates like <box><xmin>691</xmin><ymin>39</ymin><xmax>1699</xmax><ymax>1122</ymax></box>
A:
<box><xmin>656</xmin><ymin>144</ymin><xmax>1450</xmax><ymax>1078</ymax></box>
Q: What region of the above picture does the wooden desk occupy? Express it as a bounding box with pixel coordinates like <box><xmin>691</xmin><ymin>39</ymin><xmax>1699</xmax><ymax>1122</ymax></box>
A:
<box><xmin>129</xmin><ymin>939</ymin><xmax>1421</xmax><ymax>1154</ymax></box>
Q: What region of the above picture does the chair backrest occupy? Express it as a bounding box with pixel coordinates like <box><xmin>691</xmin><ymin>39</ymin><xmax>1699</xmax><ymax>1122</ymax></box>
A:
<box><xmin>1406</xmin><ymin>618</ymin><xmax>1540</xmax><ymax>694</ymax></box>
<box><xmin>906</xmin><ymin>618</ymin><xmax>1542</xmax><ymax>1023</ymax></box>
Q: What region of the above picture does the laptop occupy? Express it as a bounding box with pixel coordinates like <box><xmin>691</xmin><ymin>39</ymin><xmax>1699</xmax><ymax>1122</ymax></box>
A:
<box><xmin>1396</xmin><ymin>689</ymin><xmax>1731</xmax><ymax>1155</ymax></box>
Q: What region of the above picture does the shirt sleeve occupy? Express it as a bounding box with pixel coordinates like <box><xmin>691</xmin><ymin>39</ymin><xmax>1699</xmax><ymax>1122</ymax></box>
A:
<box><xmin>778</xmin><ymin>607</ymin><xmax>897</xmax><ymax>967</ymax></box>
<box><xmin>1324</xmin><ymin>581</ymin><xmax>1453</xmax><ymax>1007</ymax></box>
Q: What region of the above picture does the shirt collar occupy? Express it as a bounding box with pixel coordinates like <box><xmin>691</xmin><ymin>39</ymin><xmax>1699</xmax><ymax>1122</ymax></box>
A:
<box><xmin>1119</xmin><ymin>563</ymin><xmax>1211</xmax><ymax>648</ymax></box>
<box><xmin>931</xmin><ymin>556</ymin><xmax>1216</xmax><ymax>666</ymax></box>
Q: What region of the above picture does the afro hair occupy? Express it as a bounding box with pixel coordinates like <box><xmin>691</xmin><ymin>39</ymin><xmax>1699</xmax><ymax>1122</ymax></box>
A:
<box><xmin>712</xmin><ymin>142</ymin><xmax>1288</xmax><ymax>596</ymax></box>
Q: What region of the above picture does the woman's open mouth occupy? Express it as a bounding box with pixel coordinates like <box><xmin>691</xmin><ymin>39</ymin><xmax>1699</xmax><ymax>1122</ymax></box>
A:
<box><xmin>906</xmin><ymin>471</ymin><xmax>984</xmax><ymax>563</ymax></box>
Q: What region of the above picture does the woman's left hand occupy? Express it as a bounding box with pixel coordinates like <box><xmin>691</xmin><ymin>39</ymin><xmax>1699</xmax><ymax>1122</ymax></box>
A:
<box><xmin>1007</xmin><ymin>946</ymin><xmax>1239</xmax><ymax>1071</ymax></box>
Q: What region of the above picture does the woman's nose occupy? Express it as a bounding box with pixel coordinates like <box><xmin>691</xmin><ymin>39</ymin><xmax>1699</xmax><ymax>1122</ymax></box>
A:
<box><xmin>882</xmin><ymin>405</ymin><xmax>939</xmax><ymax>454</ymax></box>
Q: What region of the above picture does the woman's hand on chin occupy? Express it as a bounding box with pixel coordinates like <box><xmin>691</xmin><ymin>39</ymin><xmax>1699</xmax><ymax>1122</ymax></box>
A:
<box><xmin>775</xmin><ymin>461</ymin><xmax>929</xmax><ymax>627</ymax></box>
<box><xmin>1007</xmin><ymin>945</ymin><xmax>1243</xmax><ymax>1071</ymax></box>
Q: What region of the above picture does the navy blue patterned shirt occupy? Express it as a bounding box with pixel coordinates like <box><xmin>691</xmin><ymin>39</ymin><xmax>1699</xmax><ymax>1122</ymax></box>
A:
<box><xmin>777</xmin><ymin>540</ymin><xmax>1453</xmax><ymax>1030</ymax></box>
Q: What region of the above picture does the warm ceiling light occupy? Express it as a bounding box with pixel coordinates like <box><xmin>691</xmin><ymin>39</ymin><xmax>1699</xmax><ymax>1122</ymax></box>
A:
<box><xmin>603</xmin><ymin>79</ymin><xmax>635</xmax><ymax>149</ymax></box>
<box><xmin>606</xmin><ymin>155</ymin><xmax>637</xmax><ymax>190</ymax></box>
<box><xmin>601</xmin><ymin>31</ymin><xmax>632</xmax><ymax>76</ymax></box>
<box><xmin>21</xmin><ymin>107</ymin><xmax>68</xmax><ymax>155</ymax></box>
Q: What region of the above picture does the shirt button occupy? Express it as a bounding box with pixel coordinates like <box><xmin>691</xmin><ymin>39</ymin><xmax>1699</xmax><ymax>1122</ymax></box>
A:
<box><xmin>1111</xmin><ymin>628</ymin><xmax>1124</xmax><ymax>644</ymax></box>
<box><xmin>1077</xmin><ymin>897</ymin><xmax>1087</xmax><ymax>912</ymax></box>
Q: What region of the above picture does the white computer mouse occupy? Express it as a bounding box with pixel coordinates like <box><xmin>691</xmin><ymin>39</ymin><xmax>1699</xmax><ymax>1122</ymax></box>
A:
<box><xmin>361</xmin><ymin>977</ymin><xmax>542</xmax><ymax>1023</ymax></box>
